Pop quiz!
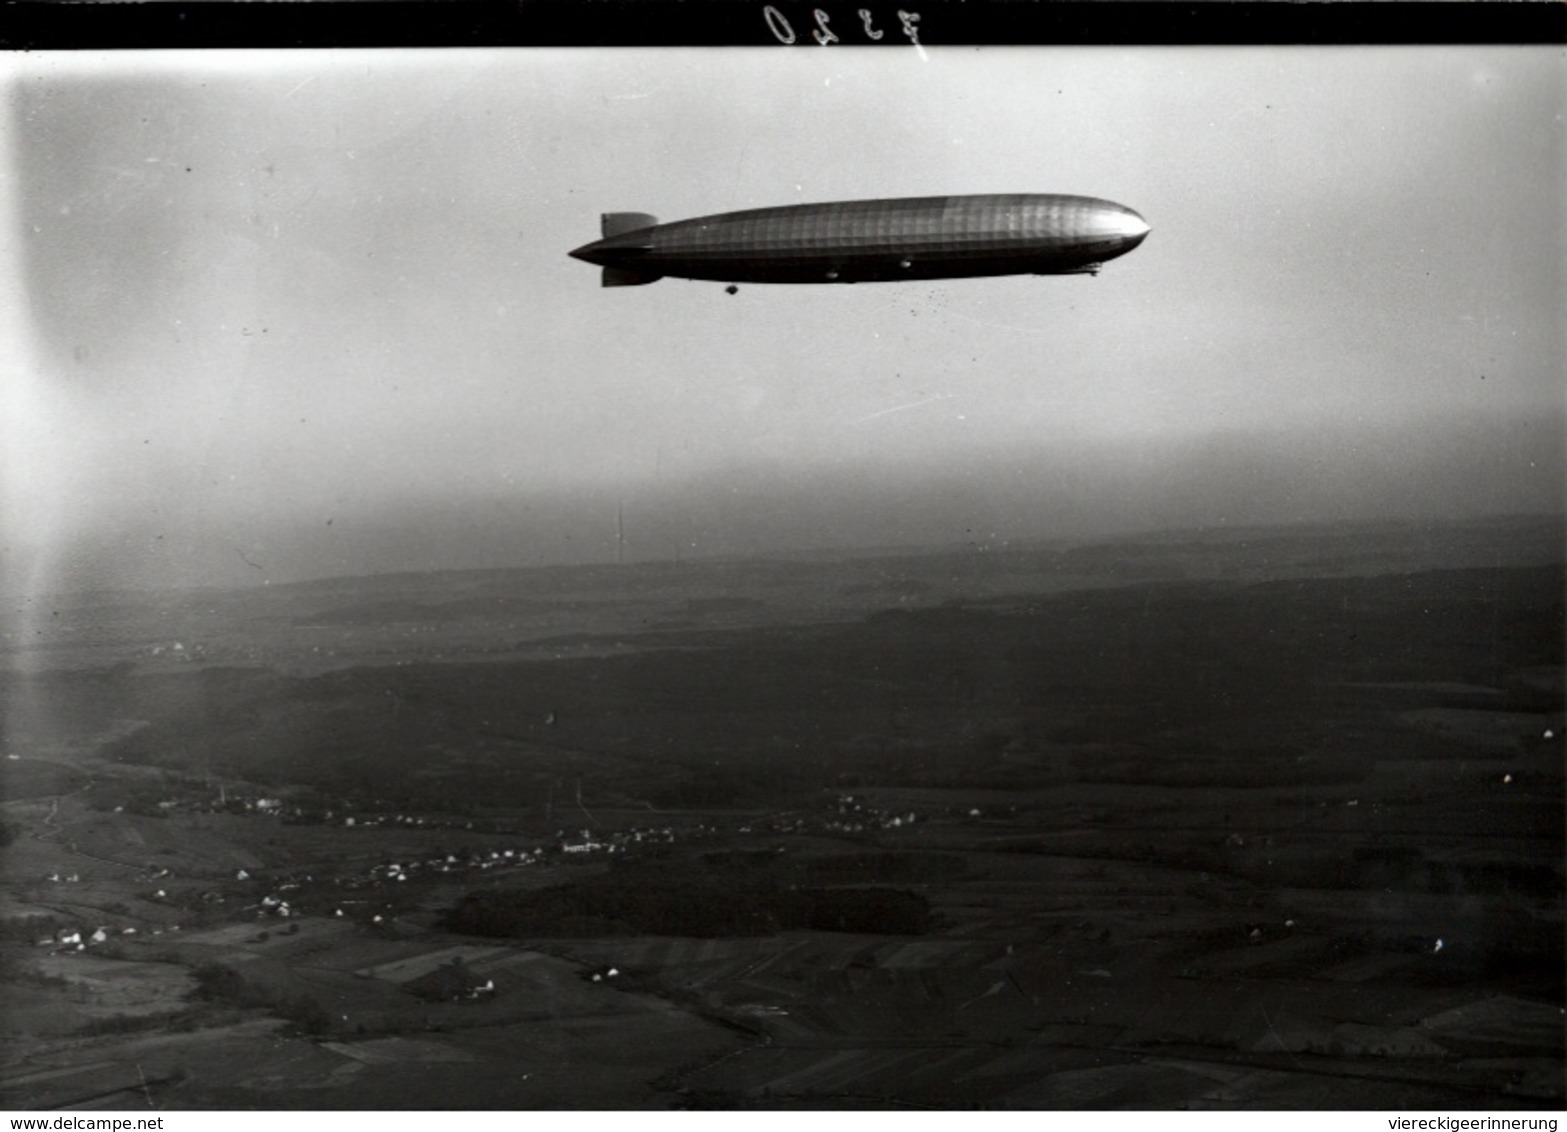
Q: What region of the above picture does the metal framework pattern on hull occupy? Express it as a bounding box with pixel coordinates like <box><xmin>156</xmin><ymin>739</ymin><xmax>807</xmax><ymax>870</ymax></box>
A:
<box><xmin>651</xmin><ymin>195</ymin><xmax>1122</xmax><ymax>260</ymax></box>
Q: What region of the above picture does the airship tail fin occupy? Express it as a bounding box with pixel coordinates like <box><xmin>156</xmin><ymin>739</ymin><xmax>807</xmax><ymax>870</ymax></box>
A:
<box><xmin>601</xmin><ymin>212</ymin><xmax>658</xmax><ymax>237</ymax></box>
<box><xmin>602</xmin><ymin>266</ymin><xmax>662</xmax><ymax>287</ymax></box>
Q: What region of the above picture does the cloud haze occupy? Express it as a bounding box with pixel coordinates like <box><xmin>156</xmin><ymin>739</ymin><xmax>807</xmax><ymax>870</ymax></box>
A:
<box><xmin>3</xmin><ymin>48</ymin><xmax>1562</xmax><ymax>595</ymax></box>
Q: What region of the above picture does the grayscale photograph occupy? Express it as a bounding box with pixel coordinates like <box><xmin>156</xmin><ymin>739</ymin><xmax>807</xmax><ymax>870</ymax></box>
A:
<box><xmin>1</xmin><ymin>46</ymin><xmax>1562</xmax><ymax>1110</ymax></box>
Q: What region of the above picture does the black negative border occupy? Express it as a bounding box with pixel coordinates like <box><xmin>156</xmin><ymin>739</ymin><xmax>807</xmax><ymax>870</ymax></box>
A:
<box><xmin>2</xmin><ymin>1</ymin><xmax>1564</xmax><ymax>51</ymax></box>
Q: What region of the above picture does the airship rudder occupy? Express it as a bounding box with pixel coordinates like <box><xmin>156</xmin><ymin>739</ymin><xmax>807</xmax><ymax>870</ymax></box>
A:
<box><xmin>590</xmin><ymin>212</ymin><xmax>663</xmax><ymax>286</ymax></box>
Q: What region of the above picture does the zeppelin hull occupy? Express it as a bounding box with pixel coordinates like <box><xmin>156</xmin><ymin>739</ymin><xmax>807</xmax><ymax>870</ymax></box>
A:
<box><xmin>569</xmin><ymin>194</ymin><xmax>1149</xmax><ymax>287</ymax></box>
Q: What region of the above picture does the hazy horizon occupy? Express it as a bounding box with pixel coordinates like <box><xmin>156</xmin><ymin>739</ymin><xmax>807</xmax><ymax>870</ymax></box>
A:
<box><xmin>4</xmin><ymin>48</ymin><xmax>1562</xmax><ymax>598</ymax></box>
<box><xmin>7</xmin><ymin>505</ymin><xmax>1562</xmax><ymax>605</ymax></box>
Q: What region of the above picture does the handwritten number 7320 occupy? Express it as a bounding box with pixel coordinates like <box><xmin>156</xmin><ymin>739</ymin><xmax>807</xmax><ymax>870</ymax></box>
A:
<box><xmin>763</xmin><ymin>6</ymin><xmax>922</xmax><ymax>46</ymax></box>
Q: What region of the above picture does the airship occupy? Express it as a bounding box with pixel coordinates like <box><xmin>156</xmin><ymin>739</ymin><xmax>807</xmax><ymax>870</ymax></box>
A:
<box><xmin>568</xmin><ymin>194</ymin><xmax>1149</xmax><ymax>289</ymax></box>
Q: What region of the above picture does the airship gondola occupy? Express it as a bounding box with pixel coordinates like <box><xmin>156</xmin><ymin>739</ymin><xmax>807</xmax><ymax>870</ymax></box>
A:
<box><xmin>568</xmin><ymin>194</ymin><xmax>1149</xmax><ymax>288</ymax></box>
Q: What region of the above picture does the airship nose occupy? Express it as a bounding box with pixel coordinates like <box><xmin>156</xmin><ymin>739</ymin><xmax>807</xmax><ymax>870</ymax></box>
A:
<box><xmin>1101</xmin><ymin>207</ymin><xmax>1150</xmax><ymax>247</ymax></box>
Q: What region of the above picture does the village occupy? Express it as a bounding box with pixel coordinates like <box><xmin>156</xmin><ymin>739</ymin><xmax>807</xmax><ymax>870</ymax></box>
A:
<box><xmin>17</xmin><ymin>778</ymin><xmax>957</xmax><ymax>961</ymax></box>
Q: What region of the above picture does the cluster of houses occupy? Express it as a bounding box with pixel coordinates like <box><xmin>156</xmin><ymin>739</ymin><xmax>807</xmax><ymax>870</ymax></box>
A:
<box><xmin>338</xmin><ymin>812</ymin><xmax>446</xmax><ymax>829</ymax></box>
<box><xmin>212</xmin><ymin>824</ymin><xmax>690</xmax><ymax>922</ymax></box>
<box><xmin>39</xmin><ymin>924</ymin><xmax>143</xmax><ymax>951</ymax></box>
<box><xmin>339</xmin><ymin>801</ymin><xmax>946</xmax><ymax>885</ymax></box>
<box><xmin>358</xmin><ymin>825</ymin><xmax>685</xmax><ymax>884</ymax></box>
<box><xmin>132</xmin><ymin>790</ymin><xmax>285</xmax><ymax>818</ymax></box>
<box><xmin>367</xmin><ymin>848</ymin><xmax>545</xmax><ymax>881</ymax></box>
<box><xmin>822</xmin><ymin>794</ymin><xmax>925</xmax><ymax>834</ymax></box>
<box><xmin>556</xmin><ymin>825</ymin><xmax>679</xmax><ymax>855</ymax></box>
<box><xmin>32</xmin><ymin>792</ymin><xmax>960</xmax><ymax>953</ymax></box>
<box><xmin>128</xmin><ymin>783</ymin><xmax>468</xmax><ymax>829</ymax></box>
<box><xmin>117</xmin><ymin>784</ymin><xmax>954</xmax><ymax>861</ymax></box>
<box><xmin>138</xmin><ymin>798</ymin><xmax>948</xmax><ymax>922</ymax></box>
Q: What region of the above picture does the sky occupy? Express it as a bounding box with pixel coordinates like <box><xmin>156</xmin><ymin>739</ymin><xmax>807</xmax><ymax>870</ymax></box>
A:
<box><xmin>3</xmin><ymin>47</ymin><xmax>1563</xmax><ymax>596</ymax></box>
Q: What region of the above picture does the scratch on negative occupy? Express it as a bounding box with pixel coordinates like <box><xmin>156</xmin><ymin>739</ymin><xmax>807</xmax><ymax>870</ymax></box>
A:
<box><xmin>853</xmin><ymin>393</ymin><xmax>953</xmax><ymax>423</ymax></box>
<box><xmin>286</xmin><ymin>77</ymin><xmax>317</xmax><ymax>99</ymax></box>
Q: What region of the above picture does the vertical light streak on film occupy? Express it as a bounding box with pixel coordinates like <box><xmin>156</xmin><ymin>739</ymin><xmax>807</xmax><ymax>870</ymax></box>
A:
<box><xmin>1</xmin><ymin>56</ymin><xmax>84</xmax><ymax>679</ymax></box>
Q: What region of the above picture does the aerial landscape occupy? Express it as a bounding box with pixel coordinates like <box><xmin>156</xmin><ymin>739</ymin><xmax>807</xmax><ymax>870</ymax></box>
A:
<box><xmin>3</xmin><ymin>45</ymin><xmax>1563</xmax><ymax>1112</ymax></box>
<box><xmin>2</xmin><ymin>515</ymin><xmax>1562</xmax><ymax>1109</ymax></box>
